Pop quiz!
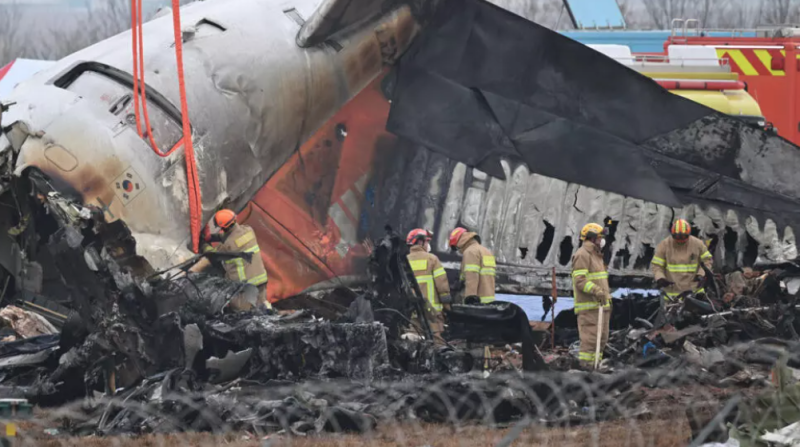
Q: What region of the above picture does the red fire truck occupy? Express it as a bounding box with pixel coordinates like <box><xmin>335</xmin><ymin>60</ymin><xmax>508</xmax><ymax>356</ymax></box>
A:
<box><xmin>664</xmin><ymin>20</ymin><xmax>800</xmax><ymax>145</ymax></box>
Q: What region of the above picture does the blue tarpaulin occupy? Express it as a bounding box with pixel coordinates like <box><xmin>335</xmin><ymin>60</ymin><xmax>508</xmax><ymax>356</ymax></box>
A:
<box><xmin>499</xmin><ymin>289</ymin><xmax>658</xmax><ymax>322</ymax></box>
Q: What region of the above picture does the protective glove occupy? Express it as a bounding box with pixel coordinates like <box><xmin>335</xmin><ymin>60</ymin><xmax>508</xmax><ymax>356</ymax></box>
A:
<box><xmin>452</xmin><ymin>279</ymin><xmax>465</xmax><ymax>292</ymax></box>
<box><xmin>439</xmin><ymin>294</ymin><xmax>453</xmax><ymax>305</ymax></box>
<box><xmin>694</xmin><ymin>275</ymin><xmax>704</xmax><ymax>283</ymax></box>
<box><xmin>464</xmin><ymin>295</ymin><xmax>480</xmax><ymax>305</ymax></box>
<box><xmin>256</xmin><ymin>301</ymin><xmax>274</xmax><ymax>314</ymax></box>
<box><xmin>656</xmin><ymin>278</ymin><xmax>673</xmax><ymax>289</ymax></box>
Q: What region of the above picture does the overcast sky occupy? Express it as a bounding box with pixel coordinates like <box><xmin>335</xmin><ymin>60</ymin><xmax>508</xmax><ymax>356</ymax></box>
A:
<box><xmin>2</xmin><ymin>0</ymin><xmax>797</xmax><ymax>65</ymax></box>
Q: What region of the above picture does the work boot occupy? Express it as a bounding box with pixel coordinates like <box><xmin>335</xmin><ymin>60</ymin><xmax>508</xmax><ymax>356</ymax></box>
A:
<box><xmin>595</xmin><ymin>359</ymin><xmax>612</xmax><ymax>373</ymax></box>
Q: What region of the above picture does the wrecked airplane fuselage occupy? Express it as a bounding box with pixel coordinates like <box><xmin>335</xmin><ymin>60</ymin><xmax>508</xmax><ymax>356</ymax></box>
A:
<box><xmin>0</xmin><ymin>0</ymin><xmax>799</xmax><ymax>305</ymax></box>
<box><xmin>0</xmin><ymin>0</ymin><xmax>420</xmax><ymax>268</ymax></box>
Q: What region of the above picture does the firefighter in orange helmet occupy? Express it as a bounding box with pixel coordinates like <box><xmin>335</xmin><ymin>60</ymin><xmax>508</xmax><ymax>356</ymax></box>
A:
<box><xmin>190</xmin><ymin>209</ymin><xmax>271</xmax><ymax>311</ymax></box>
<box><xmin>406</xmin><ymin>229</ymin><xmax>451</xmax><ymax>340</ymax></box>
<box><xmin>651</xmin><ymin>219</ymin><xmax>713</xmax><ymax>301</ymax></box>
<box><xmin>449</xmin><ymin>227</ymin><xmax>496</xmax><ymax>304</ymax></box>
<box><xmin>571</xmin><ymin>223</ymin><xmax>612</xmax><ymax>369</ymax></box>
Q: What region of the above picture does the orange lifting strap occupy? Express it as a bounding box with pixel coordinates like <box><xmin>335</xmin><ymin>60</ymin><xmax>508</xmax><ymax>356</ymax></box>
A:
<box><xmin>131</xmin><ymin>0</ymin><xmax>202</xmax><ymax>253</ymax></box>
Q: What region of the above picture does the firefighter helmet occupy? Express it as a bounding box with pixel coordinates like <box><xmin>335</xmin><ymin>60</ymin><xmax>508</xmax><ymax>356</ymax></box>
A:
<box><xmin>580</xmin><ymin>223</ymin><xmax>606</xmax><ymax>241</ymax></box>
<box><xmin>406</xmin><ymin>228</ymin><xmax>432</xmax><ymax>245</ymax></box>
<box><xmin>671</xmin><ymin>219</ymin><xmax>691</xmax><ymax>241</ymax></box>
<box><xmin>449</xmin><ymin>227</ymin><xmax>467</xmax><ymax>250</ymax></box>
<box><xmin>214</xmin><ymin>209</ymin><xmax>237</xmax><ymax>230</ymax></box>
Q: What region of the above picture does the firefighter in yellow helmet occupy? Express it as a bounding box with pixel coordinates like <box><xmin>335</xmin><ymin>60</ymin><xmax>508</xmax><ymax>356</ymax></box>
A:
<box><xmin>190</xmin><ymin>209</ymin><xmax>271</xmax><ymax>311</ymax></box>
<box><xmin>571</xmin><ymin>223</ymin><xmax>612</xmax><ymax>370</ymax></box>
<box><xmin>449</xmin><ymin>227</ymin><xmax>496</xmax><ymax>304</ymax></box>
<box><xmin>651</xmin><ymin>219</ymin><xmax>713</xmax><ymax>301</ymax></box>
<box><xmin>406</xmin><ymin>229</ymin><xmax>451</xmax><ymax>340</ymax></box>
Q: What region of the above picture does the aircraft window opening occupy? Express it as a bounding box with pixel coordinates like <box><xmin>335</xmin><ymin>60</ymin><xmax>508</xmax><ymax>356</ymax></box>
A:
<box><xmin>743</xmin><ymin>232</ymin><xmax>759</xmax><ymax>267</ymax></box>
<box><xmin>723</xmin><ymin>227</ymin><xmax>738</xmax><ymax>269</ymax></box>
<box><xmin>633</xmin><ymin>244</ymin><xmax>655</xmax><ymax>270</ymax></box>
<box><xmin>535</xmin><ymin>221</ymin><xmax>555</xmax><ymax>263</ymax></box>
<box><xmin>558</xmin><ymin>236</ymin><xmax>573</xmax><ymax>266</ymax></box>
<box><xmin>53</xmin><ymin>62</ymin><xmax>184</xmax><ymax>154</ymax></box>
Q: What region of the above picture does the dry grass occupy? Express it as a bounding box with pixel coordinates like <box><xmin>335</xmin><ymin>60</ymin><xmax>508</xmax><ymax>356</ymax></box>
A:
<box><xmin>9</xmin><ymin>384</ymin><xmax>741</xmax><ymax>446</ymax></box>
<box><xmin>16</xmin><ymin>416</ymin><xmax>692</xmax><ymax>447</ymax></box>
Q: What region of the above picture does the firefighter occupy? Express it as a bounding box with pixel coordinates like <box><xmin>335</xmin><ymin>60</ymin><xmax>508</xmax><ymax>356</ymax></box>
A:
<box><xmin>651</xmin><ymin>219</ymin><xmax>713</xmax><ymax>301</ymax></box>
<box><xmin>449</xmin><ymin>227</ymin><xmax>496</xmax><ymax>304</ymax></box>
<box><xmin>190</xmin><ymin>209</ymin><xmax>271</xmax><ymax>311</ymax></box>
<box><xmin>406</xmin><ymin>229</ymin><xmax>451</xmax><ymax>339</ymax></box>
<box><xmin>571</xmin><ymin>223</ymin><xmax>612</xmax><ymax>370</ymax></box>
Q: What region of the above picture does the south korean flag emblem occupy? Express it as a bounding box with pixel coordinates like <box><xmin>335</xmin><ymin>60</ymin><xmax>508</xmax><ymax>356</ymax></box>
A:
<box><xmin>113</xmin><ymin>167</ymin><xmax>145</xmax><ymax>206</ymax></box>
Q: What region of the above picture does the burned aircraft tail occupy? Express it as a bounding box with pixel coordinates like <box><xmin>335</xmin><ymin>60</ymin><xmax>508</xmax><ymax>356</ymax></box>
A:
<box><xmin>242</xmin><ymin>0</ymin><xmax>800</xmax><ymax>299</ymax></box>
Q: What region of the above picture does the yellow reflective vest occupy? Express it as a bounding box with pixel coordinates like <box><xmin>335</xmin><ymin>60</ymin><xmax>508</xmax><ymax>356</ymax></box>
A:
<box><xmin>651</xmin><ymin>235</ymin><xmax>713</xmax><ymax>299</ymax></box>
<box><xmin>456</xmin><ymin>232</ymin><xmax>496</xmax><ymax>303</ymax></box>
<box><xmin>571</xmin><ymin>240</ymin><xmax>612</xmax><ymax>314</ymax></box>
<box><xmin>204</xmin><ymin>223</ymin><xmax>268</xmax><ymax>287</ymax></box>
<box><xmin>407</xmin><ymin>245</ymin><xmax>451</xmax><ymax>313</ymax></box>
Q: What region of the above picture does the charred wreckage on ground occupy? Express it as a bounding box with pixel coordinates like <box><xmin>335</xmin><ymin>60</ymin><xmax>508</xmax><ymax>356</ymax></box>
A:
<box><xmin>0</xmin><ymin>177</ymin><xmax>793</xmax><ymax>443</ymax></box>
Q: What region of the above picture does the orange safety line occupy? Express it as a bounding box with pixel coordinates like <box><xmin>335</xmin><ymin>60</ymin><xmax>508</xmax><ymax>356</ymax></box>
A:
<box><xmin>130</xmin><ymin>0</ymin><xmax>142</xmax><ymax>136</ymax></box>
<box><xmin>170</xmin><ymin>0</ymin><xmax>203</xmax><ymax>252</ymax></box>
<box><xmin>132</xmin><ymin>0</ymin><xmax>180</xmax><ymax>157</ymax></box>
<box><xmin>130</xmin><ymin>0</ymin><xmax>202</xmax><ymax>252</ymax></box>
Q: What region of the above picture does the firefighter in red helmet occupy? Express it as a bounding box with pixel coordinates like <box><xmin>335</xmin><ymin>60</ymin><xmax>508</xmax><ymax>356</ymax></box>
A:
<box><xmin>406</xmin><ymin>229</ymin><xmax>451</xmax><ymax>340</ymax></box>
<box><xmin>449</xmin><ymin>227</ymin><xmax>496</xmax><ymax>304</ymax></box>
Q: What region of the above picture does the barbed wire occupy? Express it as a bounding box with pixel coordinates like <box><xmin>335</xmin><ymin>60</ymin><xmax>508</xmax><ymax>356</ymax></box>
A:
<box><xmin>1</xmin><ymin>350</ymin><xmax>791</xmax><ymax>447</ymax></box>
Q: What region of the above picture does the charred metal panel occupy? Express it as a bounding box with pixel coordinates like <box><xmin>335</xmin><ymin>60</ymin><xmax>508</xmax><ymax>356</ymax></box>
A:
<box><xmin>375</xmin><ymin>148</ymin><xmax>799</xmax><ymax>293</ymax></box>
<box><xmin>645</xmin><ymin>116</ymin><xmax>800</xmax><ymax>201</ymax></box>
<box><xmin>429</xmin><ymin>160</ymin><xmax>800</xmax><ymax>293</ymax></box>
<box><xmin>238</xmin><ymin>76</ymin><xmax>393</xmax><ymax>299</ymax></box>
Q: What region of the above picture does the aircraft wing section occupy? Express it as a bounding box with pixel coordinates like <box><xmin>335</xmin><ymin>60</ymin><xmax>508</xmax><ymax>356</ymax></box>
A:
<box><xmin>387</xmin><ymin>0</ymin><xmax>800</xmax><ymax>208</ymax></box>
<box><xmin>387</xmin><ymin>66</ymin><xmax>679</xmax><ymax>204</ymax></box>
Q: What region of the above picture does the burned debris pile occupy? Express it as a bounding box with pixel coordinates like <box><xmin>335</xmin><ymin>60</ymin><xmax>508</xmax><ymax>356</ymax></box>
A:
<box><xmin>0</xmin><ymin>201</ymin><xmax>653</xmax><ymax>438</ymax></box>
<box><xmin>550</xmin><ymin>265</ymin><xmax>800</xmax><ymax>389</ymax></box>
<box><xmin>0</xmin><ymin>177</ymin><xmax>799</xmax><ymax>442</ymax></box>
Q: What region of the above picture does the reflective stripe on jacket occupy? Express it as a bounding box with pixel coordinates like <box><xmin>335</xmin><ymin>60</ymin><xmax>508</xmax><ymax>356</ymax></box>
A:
<box><xmin>407</xmin><ymin>246</ymin><xmax>451</xmax><ymax>312</ymax></box>
<box><xmin>651</xmin><ymin>235</ymin><xmax>712</xmax><ymax>299</ymax></box>
<box><xmin>456</xmin><ymin>232</ymin><xmax>496</xmax><ymax>303</ymax></box>
<box><xmin>206</xmin><ymin>223</ymin><xmax>268</xmax><ymax>286</ymax></box>
<box><xmin>571</xmin><ymin>240</ymin><xmax>611</xmax><ymax>314</ymax></box>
